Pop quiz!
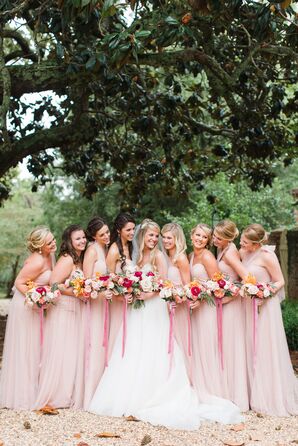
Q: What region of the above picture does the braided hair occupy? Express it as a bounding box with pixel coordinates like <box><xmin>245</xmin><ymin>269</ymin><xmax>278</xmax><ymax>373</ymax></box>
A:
<box><xmin>110</xmin><ymin>213</ymin><xmax>135</xmax><ymax>271</ymax></box>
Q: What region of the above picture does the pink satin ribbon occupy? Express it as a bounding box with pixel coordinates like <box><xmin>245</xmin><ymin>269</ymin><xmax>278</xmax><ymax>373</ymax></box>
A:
<box><xmin>39</xmin><ymin>306</ymin><xmax>44</xmax><ymax>368</ymax></box>
<box><xmin>216</xmin><ymin>298</ymin><xmax>224</xmax><ymax>370</ymax></box>
<box><xmin>187</xmin><ymin>301</ymin><xmax>192</xmax><ymax>357</ymax></box>
<box><xmin>102</xmin><ymin>298</ymin><xmax>110</xmax><ymax>367</ymax></box>
<box><xmin>168</xmin><ymin>303</ymin><xmax>175</xmax><ymax>375</ymax></box>
<box><xmin>253</xmin><ymin>297</ymin><xmax>258</xmax><ymax>372</ymax></box>
<box><xmin>85</xmin><ymin>300</ymin><xmax>91</xmax><ymax>375</ymax></box>
<box><xmin>122</xmin><ymin>296</ymin><xmax>128</xmax><ymax>357</ymax></box>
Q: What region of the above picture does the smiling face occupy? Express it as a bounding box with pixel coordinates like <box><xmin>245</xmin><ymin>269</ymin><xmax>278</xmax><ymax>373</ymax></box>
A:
<box><xmin>94</xmin><ymin>224</ymin><xmax>110</xmax><ymax>247</ymax></box>
<box><xmin>144</xmin><ymin>228</ymin><xmax>160</xmax><ymax>250</ymax></box>
<box><xmin>119</xmin><ymin>222</ymin><xmax>135</xmax><ymax>243</ymax></box>
<box><xmin>240</xmin><ymin>234</ymin><xmax>257</xmax><ymax>252</ymax></box>
<box><xmin>212</xmin><ymin>230</ymin><xmax>229</xmax><ymax>249</ymax></box>
<box><xmin>71</xmin><ymin>230</ymin><xmax>87</xmax><ymax>254</ymax></box>
<box><xmin>191</xmin><ymin>227</ymin><xmax>209</xmax><ymax>250</ymax></box>
<box><xmin>162</xmin><ymin>231</ymin><xmax>175</xmax><ymax>251</ymax></box>
<box><xmin>41</xmin><ymin>232</ymin><xmax>57</xmax><ymax>255</ymax></box>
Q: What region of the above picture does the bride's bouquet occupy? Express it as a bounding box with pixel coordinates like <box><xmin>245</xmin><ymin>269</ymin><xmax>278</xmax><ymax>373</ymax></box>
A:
<box><xmin>25</xmin><ymin>281</ymin><xmax>60</xmax><ymax>308</ymax></box>
<box><xmin>133</xmin><ymin>270</ymin><xmax>163</xmax><ymax>309</ymax></box>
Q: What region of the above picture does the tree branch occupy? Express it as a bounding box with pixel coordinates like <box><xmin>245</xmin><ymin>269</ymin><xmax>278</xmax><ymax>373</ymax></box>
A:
<box><xmin>3</xmin><ymin>28</ymin><xmax>38</xmax><ymax>62</ymax></box>
<box><xmin>0</xmin><ymin>25</ymin><xmax>12</xmax><ymax>151</ymax></box>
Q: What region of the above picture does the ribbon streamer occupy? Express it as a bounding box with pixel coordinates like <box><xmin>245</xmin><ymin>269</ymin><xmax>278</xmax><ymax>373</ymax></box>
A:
<box><xmin>122</xmin><ymin>296</ymin><xmax>128</xmax><ymax>357</ymax></box>
<box><xmin>168</xmin><ymin>303</ymin><xmax>175</xmax><ymax>376</ymax></box>
<box><xmin>216</xmin><ymin>298</ymin><xmax>224</xmax><ymax>370</ymax></box>
<box><xmin>102</xmin><ymin>298</ymin><xmax>110</xmax><ymax>367</ymax></box>
<box><xmin>253</xmin><ymin>297</ymin><xmax>258</xmax><ymax>372</ymax></box>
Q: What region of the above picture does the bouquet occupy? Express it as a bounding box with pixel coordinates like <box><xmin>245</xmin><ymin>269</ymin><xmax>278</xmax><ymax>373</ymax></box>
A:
<box><xmin>66</xmin><ymin>270</ymin><xmax>87</xmax><ymax>298</ymax></box>
<box><xmin>184</xmin><ymin>280</ymin><xmax>213</xmax><ymax>306</ymax></box>
<box><xmin>25</xmin><ymin>281</ymin><xmax>60</xmax><ymax>308</ymax></box>
<box><xmin>204</xmin><ymin>272</ymin><xmax>240</xmax><ymax>301</ymax></box>
<box><xmin>240</xmin><ymin>274</ymin><xmax>275</xmax><ymax>301</ymax></box>
<box><xmin>133</xmin><ymin>270</ymin><xmax>163</xmax><ymax>309</ymax></box>
<box><xmin>159</xmin><ymin>280</ymin><xmax>186</xmax><ymax>304</ymax></box>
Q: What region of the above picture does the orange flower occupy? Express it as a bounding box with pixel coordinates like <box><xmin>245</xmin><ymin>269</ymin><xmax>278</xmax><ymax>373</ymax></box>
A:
<box><xmin>245</xmin><ymin>273</ymin><xmax>257</xmax><ymax>285</ymax></box>
<box><xmin>182</xmin><ymin>12</ymin><xmax>192</xmax><ymax>24</ymax></box>
<box><xmin>212</xmin><ymin>272</ymin><xmax>224</xmax><ymax>281</ymax></box>
<box><xmin>26</xmin><ymin>280</ymin><xmax>37</xmax><ymax>290</ymax></box>
<box><xmin>214</xmin><ymin>289</ymin><xmax>225</xmax><ymax>299</ymax></box>
<box><xmin>163</xmin><ymin>280</ymin><xmax>174</xmax><ymax>288</ymax></box>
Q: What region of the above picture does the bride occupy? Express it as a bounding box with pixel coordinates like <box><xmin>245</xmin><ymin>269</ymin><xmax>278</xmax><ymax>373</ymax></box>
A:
<box><xmin>88</xmin><ymin>219</ymin><xmax>243</xmax><ymax>430</ymax></box>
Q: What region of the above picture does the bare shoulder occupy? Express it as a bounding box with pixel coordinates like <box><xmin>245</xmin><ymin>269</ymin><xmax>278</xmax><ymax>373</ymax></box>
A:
<box><xmin>225</xmin><ymin>243</ymin><xmax>240</xmax><ymax>260</ymax></box>
<box><xmin>239</xmin><ymin>248</ymin><xmax>245</xmax><ymax>259</ymax></box>
<box><xmin>201</xmin><ymin>249</ymin><xmax>216</xmax><ymax>262</ymax></box>
<box><xmin>23</xmin><ymin>252</ymin><xmax>44</xmax><ymax>269</ymax></box>
<box><xmin>55</xmin><ymin>254</ymin><xmax>74</xmax><ymax>268</ymax></box>
<box><xmin>176</xmin><ymin>253</ymin><xmax>189</xmax><ymax>267</ymax></box>
<box><xmin>85</xmin><ymin>243</ymin><xmax>97</xmax><ymax>256</ymax></box>
<box><xmin>107</xmin><ymin>243</ymin><xmax>119</xmax><ymax>258</ymax></box>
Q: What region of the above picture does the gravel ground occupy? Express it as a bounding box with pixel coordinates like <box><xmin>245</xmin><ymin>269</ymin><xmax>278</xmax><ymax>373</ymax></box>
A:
<box><xmin>0</xmin><ymin>409</ymin><xmax>297</xmax><ymax>446</ymax></box>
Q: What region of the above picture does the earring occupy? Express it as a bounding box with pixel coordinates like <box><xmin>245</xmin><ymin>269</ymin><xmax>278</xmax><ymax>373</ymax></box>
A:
<box><xmin>39</xmin><ymin>249</ymin><xmax>42</xmax><ymax>254</ymax></box>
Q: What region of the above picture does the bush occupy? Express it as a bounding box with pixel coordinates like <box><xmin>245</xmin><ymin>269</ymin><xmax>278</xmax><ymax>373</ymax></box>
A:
<box><xmin>281</xmin><ymin>299</ymin><xmax>298</xmax><ymax>351</ymax></box>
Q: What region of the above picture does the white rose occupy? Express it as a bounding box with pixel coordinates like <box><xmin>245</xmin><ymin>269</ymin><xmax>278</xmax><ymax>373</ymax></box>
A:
<box><xmin>263</xmin><ymin>288</ymin><xmax>270</xmax><ymax>298</ymax></box>
<box><xmin>85</xmin><ymin>279</ymin><xmax>92</xmax><ymax>286</ymax></box>
<box><xmin>247</xmin><ymin>285</ymin><xmax>259</xmax><ymax>295</ymax></box>
<box><xmin>108</xmin><ymin>282</ymin><xmax>115</xmax><ymax>289</ymax></box>
<box><xmin>84</xmin><ymin>285</ymin><xmax>92</xmax><ymax>293</ymax></box>
<box><xmin>90</xmin><ymin>290</ymin><xmax>98</xmax><ymax>299</ymax></box>
<box><xmin>206</xmin><ymin>280</ymin><xmax>219</xmax><ymax>291</ymax></box>
<box><xmin>31</xmin><ymin>291</ymin><xmax>40</xmax><ymax>303</ymax></box>
<box><xmin>47</xmin><ymin>292</ymin><xmax>54</xmax><ymax>301</ymax></box>
<box><xmin>140</xmin><ymin>277</ymin><xmax>153</xmax><ymax>292</ymax></box>
<box><xmin>92</xmin><ymin>281</ymin><xmax>100</xmax><ymax>290</ymax></box>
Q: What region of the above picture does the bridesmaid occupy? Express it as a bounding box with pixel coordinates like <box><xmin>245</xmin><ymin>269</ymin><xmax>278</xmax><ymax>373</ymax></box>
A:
<box><xmin>0</xmin><ymin>226</ymin><xmax>56</xmax><ymax>409</ymax></box>
<box><xmin>82</xmin><ymin>217</ymin><xmax>112</xmax><ymax>408</ymax></box>
<box><xmin>240</xmin><ymin>223</ymin><xmax>298</xmax><ymax>416</ymax></box>
<box><xmin>35</xmin><ymin>224</ymin><xmax>87</xmax><ymax>409</ymax></box>
<box><xmin>161</xmin><ymin>222</ymin><xmax>192</xmax><ymax>379</ymax></box>
<box><xmin>189</xmin><ymin>223</ymin><xmax>223</xmax><ymax>399</ymax></box>
<box><xmin>213</xmin><ymin>220</ymin><xmax>249</xmax><ymax>411</ymax></box>
<box><xmin>106</xmin><ymin>213</ymin><xmax>136</xmax><ymax>353</ymax></box>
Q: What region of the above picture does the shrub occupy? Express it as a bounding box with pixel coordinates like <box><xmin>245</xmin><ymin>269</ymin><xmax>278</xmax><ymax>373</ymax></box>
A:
<box><xmin>281</xmin><ymin>299</ymin><xmax>298</xmax><ymax>351</ymax></box>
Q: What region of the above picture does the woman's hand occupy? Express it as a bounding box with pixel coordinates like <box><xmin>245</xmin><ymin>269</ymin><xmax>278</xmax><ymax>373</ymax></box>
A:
<box><xmin>123</xmin><ymin>293</ymin><xmax>133</xmax><ymax>304</ymax></box>
<box><xmin>137</xmin><ymin>291</ymin><xmax>155</xmax><ymax>301</ymax></box>
<box><xmin>222</xmin><ymin>296</ymin><xmax>234</xmax><ymax>305</ymax></box>
<box><xmin>189</xmin><ymin>300</ymin><xmax>201</xmax><ymax>310</ymax></box>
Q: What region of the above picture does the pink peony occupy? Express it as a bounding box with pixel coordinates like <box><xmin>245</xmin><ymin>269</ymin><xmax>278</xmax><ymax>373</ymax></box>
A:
<box><xmin>146</xmin><ymin>271</ymin><xmax>155</xmax><ymax>277</ymax></box>
<box><xmin>134</xmin><ymin>271</ymin><xmax>143</xmax><ymax>278</ymax></box>
<box><xmin>123</xmin><ymin>278</ymin><xmax>133</xmax><ymax>289</ymax></box>
<box><xmin>36</xmin><ymin>286</ymin><xmax>47</xmax><ymax>295</ymax></box>
<box><xmin>191</xmin><ymin>286</ymin><xmax>201</xmax><ymax>297</ymax></box>
<box><xmin>217</xmin><ymin>279</ymin><xmax>226</xmax><ymax>289</ymax></box>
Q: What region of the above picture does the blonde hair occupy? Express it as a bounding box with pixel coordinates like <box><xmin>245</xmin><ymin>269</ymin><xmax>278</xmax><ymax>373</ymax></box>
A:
<box><xmin>242</xmin><ymin>224</ymin><xmax>269</xmax><ymax>245</ymax></box>
<box><xmin>161</xmin><ymin>222</ymin><xmax>187</xmax><ymax>264</ymax></box>
<box><xmin>214</xmin><ymin>219</ymin><xmax>239</xmax><ymax>241</ymax></box>
<box><xmin>136</xmin><ymin>219</ymin><xmax>160</xmax><ymax>268</ymax></box>
<box><xmin>191</xmin><ymin>223</ymin><xmax>212</xmax><ymax>249</ymax></box>
<box><xmin>27</xmin><ymin>226</ymin><xmax>51</xmax><ymax>253</ymax></box>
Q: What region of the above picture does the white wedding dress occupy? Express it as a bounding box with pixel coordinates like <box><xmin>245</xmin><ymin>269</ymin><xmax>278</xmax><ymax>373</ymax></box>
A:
<box><xmin>88</xmin><ymin>264</ymin><xmax>243</xmax><ymax>430</ymax></box>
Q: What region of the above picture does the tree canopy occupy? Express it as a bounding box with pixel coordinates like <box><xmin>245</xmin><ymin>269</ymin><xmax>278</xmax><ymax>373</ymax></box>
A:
<box><xmin>0</xmin><ymin>0</ymin><xmax>297</xmax><ymax>207</ymax></box>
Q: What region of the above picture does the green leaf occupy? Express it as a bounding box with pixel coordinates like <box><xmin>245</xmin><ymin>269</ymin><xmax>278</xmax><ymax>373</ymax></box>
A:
<box><xmin>135</xmin><ymin>30</ymin><xmax>151</xmax><ymax>38</ymax></box>
<box><xmin>165</xmin><ymin>16</ymin><xmax>179</xmax><ymax>26</ymax></box>
<box><xmin>56</xmin><ymin>42</ymin><xmax>64</xmax><ymax>59</ymax></box>
<box><xmin>85</xmin><ymin>55</ymin><xmax>97</xmax><ymax>70</ymax></box>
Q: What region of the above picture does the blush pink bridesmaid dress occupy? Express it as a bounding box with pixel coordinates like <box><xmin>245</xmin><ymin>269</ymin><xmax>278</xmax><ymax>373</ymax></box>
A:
<box><xmin>167</xmin><ymin>258</ymin><xmax>192</xmax><ymax>381</ymax></box>
<box><xmin>242</xmin><ymin>247</ymin><xmax>298</xmax><ymax>416</ymax></box>
<box><xmin>34</xmin><ymin>269</ymin><xmax>84</xmax><ymax>409</ymax></box>
<box><xmin>83</xmin><ymin>243</ymin><xmax>107</xmax><ymax>408</ymax></box>
<box><xmin>0</xmin><ymin>269</ymin><xmax>51</xmax><ymax>409</ymax></box>
<box><xmin>189</xmin><ymin>254</ymin><xmax>224</xmax><ymax>399</ymax></box>
<box><xmin>217</xmin><ymin>245</ymin><xmax>249</xmax><ymax>411</ymax></box>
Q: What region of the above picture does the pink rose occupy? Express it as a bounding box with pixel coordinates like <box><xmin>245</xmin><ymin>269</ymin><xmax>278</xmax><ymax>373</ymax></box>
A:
<box><xmin>257</xmin><ymin>290</ymin><xmax>264</xmax><ymax>298</ymax></box>
<box><xmin>218</xmin><ymin>279</ymin><xmax>226</xmax><ymax>289</ymax></box>
<box><xmin>146</xmin><ymin>271</ymin><xmax>155</xmax><ymax>277</ymax></box>
<box><xmin>123</xmin><ymin>278</ymin><xmax>133</xmax><ymax>289</ymax></box>
<box><xmin>134</xmin><ymin>271</ymin><xmax>143</xmax><ymax>278</ymax></box>
<box><xmin>191</xmin><ymin>286</ymin><xmax>201</xmax><ymax>297</ymax></box>
<box><xmin>99</xmin><ymin>275</ymin><xmax>110</xmax><ymax>281</ymax></box>
<box><xmin>36</xmin><ymin>286</ymin><xmax>47</xmax><ymax>295</ymax></box>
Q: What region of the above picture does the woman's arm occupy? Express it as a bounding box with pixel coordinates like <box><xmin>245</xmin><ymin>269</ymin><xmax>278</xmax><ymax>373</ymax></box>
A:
<box><xmin>201</xmin><ymin>250</ymin><xmax>218</xmax><ymax>279</ymax></box>
<box><xmin>224</xmin><ymin>247</ymin><xmax>249</xmax><ymax>280</ymax></box>
<box><xmin>15</xmin><ymin>255</ymin><xmax>45</xmax><ymax>294</ymax></box>
<box><xmin>176</xmin><ymin>254</ymin><xmax>191</xmax><ymax>285</ymax></box>
<box><xmin>263</xmin><ymin>251</ymin><xmax>285</xmax><ymax>293</ymax></box>
<box><xmin>50</xmin><ymin>255</ymin><xmax>75</xmax><ymax>296</ymax></box>
<box><xmin>106</xmin><ymin>243</ymin><xmax>119</xmax><ymax>274</ymax></box>
<box><xmin>83</xmin><ymin>245</ymin><xmax>97</xmax><ymax>278</ymax></box>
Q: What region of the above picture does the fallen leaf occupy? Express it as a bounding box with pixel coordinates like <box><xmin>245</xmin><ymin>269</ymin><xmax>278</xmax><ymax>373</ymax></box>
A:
<box><xmin>275</xmin><ymin>425</ymin><xmax>282</xmax><ymax>430</ymax></box>
<box><xmin>74</xmin><ymin>433</ymin><xmax>81</xmax><ymax>438</ymax></box>
<box><xmin>77</xmin><ymin>443</ymin><xmax>89</xmax><ymax>446</ymax></box>
<box><xmin>95</xmin><ymin>432</ymin><xmax>121</xmax><ymax>438</ymax></box>
<box><xmin>222</xmin><ymin>441</ymin><xmax>245</xmax><ymax>446</ymax></box>
<box><xmin>126</xmin><ymin>415</ymin><xmax>140</xmax><ymax>422</ymax></box>
<box><xmin>230</xmin><ymin>424</ymin><xmax>245</xmax><ymax>432</ymax></box>
<box><xmin>23</xmin><ymin>421</ymin><xmax>31</xmax><ymax>429</ymax></box>
<box><xmin>291</xmin><ymin>441</ymin><xmax>298</xmax><ymax>444</ymax></box>
<box><xmin>256</xmin><ymin>412</ymin><xmax>264</xmax><ymax>418</ymax></box>
<box><xmin>36</xmin><ymin>405</ymin><xmax>59</xmax><ymax>415</ymax></box>
<box><xmin>141</xmin><ymin>434</ymin><xmax>152</xmax><ymax>446</ymax></box>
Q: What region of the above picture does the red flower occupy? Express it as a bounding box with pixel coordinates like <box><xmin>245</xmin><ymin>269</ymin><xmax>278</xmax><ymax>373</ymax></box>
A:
<box><xmin>134</xmin><ymin>271</ymin><xmax>143</xmax><ymax>278</ymax></box>
<box><xmin>36</xmin><ymin>286</ymin><xmax>47</xmax><ymax>295</ymax></box>
<box><xmin>257</xmin><ymin>284</ymin><xmax>263</xmax><ymax>289</ymax></box>
<box><xmin>146</xmin><ymin>271</ymin><xmax>155</xmax><ymax>277</ymax></box>
<box><xmin>123</xmin><ymin>278</ymin><xmax>133</xmax><ymax>288</ymax></box>
<box><xmin>218</xmin><ymin>279</ymin><xmax>226</xmax><ymax>289</ymax></box>
<box><xmin>99</xmin><ymin>275</ymin><xmax>110</xmax><ymax>281</ymax></box>
<box><xmin>191</xmin><ymin>286</ymin><xmax>201</xmax><ymax>297</ymax></box>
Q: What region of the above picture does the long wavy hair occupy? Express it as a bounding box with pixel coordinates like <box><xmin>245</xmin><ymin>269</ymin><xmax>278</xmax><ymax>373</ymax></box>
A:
<box><xmin>86</xmin><ymin>216</ymin><xmax>107</xmax><ymax>242</ymax></box>
<box><xmin>59</xmin><ymin>224</ymin><xmax>86</xmax><ymax>266</ymax></box>
<box><xmin>135</xmin><ymin>219</ymin><xmax>160</xmax><ymax>269</ymax></box>
<box><xmin>110</xmin><ymin>213</ymin><xmax>135</xmax><ymax>271</ymax></box>
<box><xmin>161</xmin><ymin>222</ymin><xmax>187</xmax><ymax>264</ymax></box>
